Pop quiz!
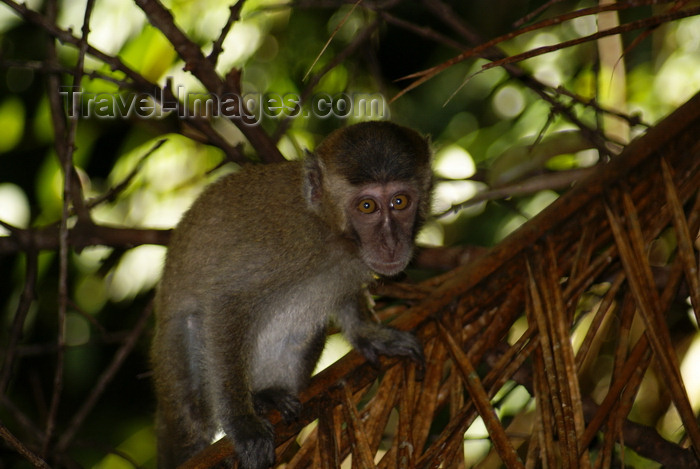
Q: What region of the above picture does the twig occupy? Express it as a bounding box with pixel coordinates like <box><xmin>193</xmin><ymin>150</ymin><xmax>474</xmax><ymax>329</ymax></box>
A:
<box><xmin>512</xmin><ymin>0</ymin><xmax>569</xmax><ymax>27</ymax></box>
<box><xmin>0</xmin><ymin>0</ymin><xmax>248</xmax><ymax>162</ymax></box>
<box><xmin>0</xmin><ymin>0</ymin><xmax>155</xmax><ymax>96</ymax></box>
<box><xmin>479</xmin><ymin>6</ymin><xmax>700</xmax><ymax>73</ymax></box>
<box><xmin>436</xmin><ymin>165</ymin><xmax>596</xmax><ymax>219</ymax></box>
<box><xmin>57</xmin><ymin>301</ymin><xmax>154</xmax><ymax>452</ymax></box>
<box><xmin>0</xmin><ymin>422</ymin><xmax>51</xmax><ymax>469</ymax></box>
<box><xmin>208</xmin><ymin>1</ymin><xmax>246</xmax><ymax>65</ymax></box>
<box><xmin>64</xmin><ymin>0</ymin><xmax>95</xmax><ymax>223</ymax></box>
<box><xmin>0</xmin><ymin>224</ymin><xmax>171</xmax><ymax>255</ymax></box>
<box><xmin>0</xmin><ymin>249</ymin><xmax>38</xmax><ymax>393</ymax></box>
<box><xmin>133</xmin><ymin>0</ymin><xmax>221</xmax><ymax>91</ymax></box>
<box><xmin>302</xmin><ymin>0</ymin><xmax>363</xmax><ymax>82</ymax></box>
<box><xmin>41</xmin><ymin>0</ymin><xmax>77</xmax><ymax>455</ymax></box>
<box><xmin>133</xmin><ymin>0</ymin><xmax>285</xmax><ymax>162</ymax></box>
<box><xmin>84</xmin><ymin>138</ymin><xmax>168</xmax><ymax>210</ymax></box>
<box><xmin>555</xmin><ymin>86</ymin><xmax>649</xmax><ymax>128</ymax></box>
<box><xmin>617</xmin><ymin>0</ymin><xmax>690</xmax><ymax>71</ymax></box>
<box><xmin>379</xmin><ymin>10</ymin><xmax>465</xmax><ymax>51</ymax></box>
<box><xmin>396</xmin><ymin>0</ymin><xmax>678</xmax><ymax>99</ymax></box>
<box><xmin>0</xmin><ymin>393</ymin><xmax>45</xmax><ymax>445</ymax></box>
<box><xmin>272</xmin><ymin>18</ymin><xmax>381</xmax><ymax>142</ymax></box>
<box><xmin>412</xmin><ymin>0</ymin><xmax>613</xmax><ymax>157</ymax></box>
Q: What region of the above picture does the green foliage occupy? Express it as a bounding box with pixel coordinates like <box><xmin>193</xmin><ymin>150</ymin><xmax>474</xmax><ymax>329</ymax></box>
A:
<box><xmin>0</xmin><ymin>1</ymin><xmax>699</xmax><ymax>467</ymax></box>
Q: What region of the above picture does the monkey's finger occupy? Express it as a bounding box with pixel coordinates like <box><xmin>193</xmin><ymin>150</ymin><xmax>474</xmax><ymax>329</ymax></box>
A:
<box><xmin>253</xmin><ymin>388</ymin><xmax>302</xmax><ymax>423</ymax></box>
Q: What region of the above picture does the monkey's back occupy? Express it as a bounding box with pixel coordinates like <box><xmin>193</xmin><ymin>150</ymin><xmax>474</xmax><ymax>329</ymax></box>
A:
<box><xmin>157</xmin><ymin>161</ymin><xmax>369</xmax><ymax>317</ymax></box>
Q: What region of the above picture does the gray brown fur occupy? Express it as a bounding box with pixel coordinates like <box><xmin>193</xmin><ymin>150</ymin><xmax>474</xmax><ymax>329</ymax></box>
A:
<box><xmin>152</xmin><ymin>121</ymin><xmax>432</xmax><ymax>469</ymax></box>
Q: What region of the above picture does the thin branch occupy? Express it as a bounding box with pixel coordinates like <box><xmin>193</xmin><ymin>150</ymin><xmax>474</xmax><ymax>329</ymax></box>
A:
<box><xmin>512</xmin><ymin>0</ymin><xmax>569</xmax><ymax>28</ymax></box>
<box><xmin>0</xmin><ymin>59</ymin><xmax>107</xmax><ymax>81</ymax></box>
<box><xmin>0</xmin><ymin>249</ymin><xmax>38</xmax><ymax>393</ymax></box>
<box><xmin>0</xmin><ymin>422</ymin><xmax>51</xmax><ymax>469</ymax></box>
<box><xmin>64</xmin><ymin>0</ymin><xmax>95</xmax><ymax>223</ymax></box>
<box><xmin>437</xmin><ymin>167</ymin><xmax>596</xmax><ymax>219</ymax></box>
<box><xmin>396</xmin><ymin>0</ymin><xmax>678</xmax><ymax>99</ymax></box>
<box><xmin>0</xmin><ymin>0</ymin><xmax>154</xmax><ymax>89</ymax></box>
<box><xmin>379</xmin><ymin>10</ymin><xmax>465</xmax><ymax>51</ymax></box>
<box><xmin>0</xmin><ymin>0</ymin><xmax>248</xmax><ymax>161</ymax></box>
<box><xmin>302</xmin><ymin>0</ymin><xmax>363</xmax><ymax>82</ymax></box>
<box><xmin>208</xmin><ymin>1</ymin><xmax>246</xmax><ymax>66</ymax></box>
<box><xmin>478</xmin><ymin>6</ymin><xmax>700</xmax><ymax>74</ymax></box>
<box><xmin>42</xmin><ymin>0</ymin><xmax>76</xmax><ymax>455</ymax></box>
<box><xmin>57</xmin><ymin>301</ymin><xmax>154</xmax><ymax>452</ymax></box>
<box><xmin>83</xmin><ymin>138</ymin><xmax>168</xmax><ymax>210</ymax></box>
<box><xmin>617</xmin><ymin>0</ymin><xmax>691</xmax><ymax>66</ymax></box>
<box><xmin>414</xmin><ymin>0</ymin><xmax>613</xmax><ymax>157</ymax></box>
<box><xmin>554</xmin><ymin>86</ymin><xmax>650</xmax><ymax>128</ymax></box>
<box><xmin>0</xmin><ymin>393</ymin><xmax>45</xmax><ymax>446</ymax></box>
<box><xmin>272</xmin><ymin>18</ymin><xmax>381</xmax><ymax>142</ymax></box>
<box><xmin>133</xmin><ymin>0</ymin><xmax>285</xmax><ymax>162</ymax></box>
<box><xmin>0</xmin><ymin>223</ymin><xmax>171</xmax><ymax>255</ymax></box>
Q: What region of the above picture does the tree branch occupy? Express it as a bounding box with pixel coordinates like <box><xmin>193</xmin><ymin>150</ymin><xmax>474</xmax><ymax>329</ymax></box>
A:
<box><xmin>208</xmin><ymin>1</ymin><xmax>246</xmax><ymax>65</ymax></box>
<box><xmin>0</xmin><ymin>223</ymin><xmax>171</xmax><ymax>255</ymax></box>
<box><xmin>0</xmin><ymin>422</ymin><xmax>51</xmax><ymax>469</ymax></box>
<box><xmin>133</xmin><ymin>0</ymin><xmax>286</xmax><ymax>162</ymax></box>
<box><xmin>0</xmin><ymin>0</ymin><xmax>253</xmax><ymax>162</ymax></box>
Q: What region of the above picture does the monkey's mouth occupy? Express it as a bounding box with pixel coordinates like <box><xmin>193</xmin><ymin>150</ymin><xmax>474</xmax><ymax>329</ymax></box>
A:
<box><xmin>367</xmin><ymin>259</ymin><xmax>408</xmax><ymax>277</ymax></box>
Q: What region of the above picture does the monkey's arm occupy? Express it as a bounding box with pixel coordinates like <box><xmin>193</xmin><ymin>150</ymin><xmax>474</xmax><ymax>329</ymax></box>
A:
<box><xmin>335</xmin><ymin>295</ymin><xmax>424</xmax><ymax>370</ymax></box>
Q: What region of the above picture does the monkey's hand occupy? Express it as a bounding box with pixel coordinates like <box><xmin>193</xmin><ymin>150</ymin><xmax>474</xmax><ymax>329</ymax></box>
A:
<box><xmin>351</xmin><ymin>323</ymin><xmax>425</xmax><ymax>379</ymax></box>
<box><xmin>227</xmin><ymin>414</ymin><xmax>275</xmax><ymax>469</ymax></box>
<box><xmin>253</xmin><ymin>387</ymin><xmax>302</xmax><ymax>423</ymax></box>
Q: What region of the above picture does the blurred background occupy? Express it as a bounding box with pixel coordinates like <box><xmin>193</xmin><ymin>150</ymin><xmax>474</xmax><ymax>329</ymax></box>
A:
<box><xmin>0</xmin><ymin>0</ymin><xmax>699</xmax><ymax>467</ymax></box>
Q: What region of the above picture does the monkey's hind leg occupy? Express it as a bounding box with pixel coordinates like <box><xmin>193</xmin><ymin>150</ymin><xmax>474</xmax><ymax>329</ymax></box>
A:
<box><xmin>155</xmin><ymin>402</ymin><xmax>211</xmax><ymax>468</ymax></box>
<box><xmin>153</xmin><ymin>312</ymin><xmax>212</xmax><ymax>468</ymax></box>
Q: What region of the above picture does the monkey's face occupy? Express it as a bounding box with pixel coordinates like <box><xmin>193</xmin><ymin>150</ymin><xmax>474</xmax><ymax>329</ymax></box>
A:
<box><xmin>347</xmin><ymin>181</ymin><xmax>421</xmax><ymax>276</ymax></box>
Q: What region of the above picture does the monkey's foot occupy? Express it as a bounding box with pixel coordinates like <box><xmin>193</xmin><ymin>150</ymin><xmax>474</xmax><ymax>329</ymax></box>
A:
<box><xmin>227</xmin><ymin>414</ymin><xmax>275</xmax><ymax>469</ymax></box>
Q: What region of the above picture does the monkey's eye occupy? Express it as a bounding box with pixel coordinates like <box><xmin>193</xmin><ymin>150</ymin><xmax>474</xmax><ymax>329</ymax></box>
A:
<box><xmin>358</xmin><ymin>198</ymin><xmax>377</xmax><ymax>214</ymax></box>
<box><xmin>391</xmin><ymin>194</ymin><xmax>410</xmax><ymax>210</ymax></box>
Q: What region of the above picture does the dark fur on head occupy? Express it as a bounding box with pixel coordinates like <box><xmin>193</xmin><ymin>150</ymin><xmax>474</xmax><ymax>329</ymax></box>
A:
<box><xmin>315</xmin><ymin>121</ymin><xmax>431</xmax><ymax>186</ymax></box>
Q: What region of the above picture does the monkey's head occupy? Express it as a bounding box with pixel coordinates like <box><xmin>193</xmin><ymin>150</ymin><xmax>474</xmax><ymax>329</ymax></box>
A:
<box><xmin>304</xmin><ymin>121</ymin><xmax>433</xmax><ymax>276</ymax></box>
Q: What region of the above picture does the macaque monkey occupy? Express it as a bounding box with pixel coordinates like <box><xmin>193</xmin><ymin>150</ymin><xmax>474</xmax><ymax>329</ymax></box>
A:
<box><xmin>152</xmin><ymin>121</ymin><xmax>432</xmax><ymax>469</ymax></box>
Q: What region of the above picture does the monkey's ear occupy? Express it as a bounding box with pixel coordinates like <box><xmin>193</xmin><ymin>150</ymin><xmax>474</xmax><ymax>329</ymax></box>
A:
<box><xmin>303</xmin><ymin>150</ymin><xmax>323</xmax><ymax>209</ymax></box>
